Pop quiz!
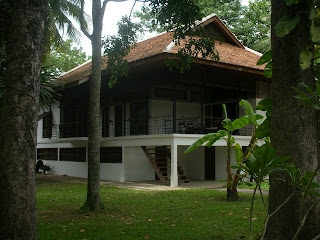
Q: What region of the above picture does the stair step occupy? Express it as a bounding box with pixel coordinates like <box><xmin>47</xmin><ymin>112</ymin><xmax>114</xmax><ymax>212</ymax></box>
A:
<box><xmin>141</xmin><ymin>145</ymin><xmax>189</xmax><ymax>186</ymax></box>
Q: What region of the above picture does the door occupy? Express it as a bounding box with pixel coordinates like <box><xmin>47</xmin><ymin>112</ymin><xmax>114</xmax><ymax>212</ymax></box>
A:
<box><xmin>205</xmin><ymin>147</ymin><xmax>215</xmax><ymax>180</ymax></box>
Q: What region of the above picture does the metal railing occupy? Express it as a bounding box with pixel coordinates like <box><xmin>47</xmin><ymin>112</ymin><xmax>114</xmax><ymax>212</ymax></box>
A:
<box><xmin>49</xmin><ymin>115</ymin><xmax>253</xmax><ymax>139</ymax></box>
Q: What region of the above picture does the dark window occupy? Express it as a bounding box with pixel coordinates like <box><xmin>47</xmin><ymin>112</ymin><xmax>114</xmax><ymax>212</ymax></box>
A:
<box><xmin>37</xmin><ymin>148</ymin><xmax>58</xmax><ymax>160</ymax></box>
<box><xmin>130</xmin><ymin>100</ymin><xmax>148</xmax><ymax>135</ymax></box>
<box><xmin>115</xmin><ymin>105</ymin><xmax>123</xmax><ymax>137</ymax></box>
<box><xmin>155</xmin><ymin>88</ymin><xmax>187</xmax><ymax>100</ymax></box>
<box><xmin>100</xmin><ymin>147</ymin><xmax>122</xmax><ymax>163</ymax></box>
<box><xmin>155</xmin><ymin>88</ymin><xmax>171</xmax><ymax>98</ymax></box>
<box><xmin>60</xmin><ymin>106</ymin><xmax>88</xmax><ymax>138</ymax></box>
<box><xmin>42</xmin><ymin>112</ymin><xmax>52</xmax><ymax>138</ymax></box>
<box><xmin>102</xmin><ymin>108</ymin><xmax>109</xmax><ymax>137</ymax></box>
<box><xmin>190</xmin><ymin>90</ymin><xmax>201</xmax><ymax>102</ymax></box>
<box><xmin>60</xmin><ymin>148</ymin><xmax>86</xmax><ymax>162</ymax></box>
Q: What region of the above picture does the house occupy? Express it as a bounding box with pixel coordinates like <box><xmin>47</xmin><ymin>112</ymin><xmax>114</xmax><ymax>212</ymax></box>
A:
<box><xmin>36</xmin><ymin>14</ymin><xmax>270</xmax><ymax>187</ymax></box>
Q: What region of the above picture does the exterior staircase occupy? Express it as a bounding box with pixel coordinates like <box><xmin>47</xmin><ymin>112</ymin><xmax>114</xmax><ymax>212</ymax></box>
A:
<box><xmin>141</xmin><ymin>146</ymin><xmax>190</xmax><ymax>186</ymax></box>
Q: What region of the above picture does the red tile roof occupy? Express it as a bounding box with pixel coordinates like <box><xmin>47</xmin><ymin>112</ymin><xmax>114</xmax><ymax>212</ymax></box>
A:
<box><xmin>57</xmin><ymin>19</ymin><xmax>264</xmax><ymax>86</ymax></box>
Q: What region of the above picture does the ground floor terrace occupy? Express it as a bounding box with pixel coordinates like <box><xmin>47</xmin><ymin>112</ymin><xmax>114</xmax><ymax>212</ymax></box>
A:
<box><xmin>37</xmin><ymin>134</ymin><xmax>253</xmax><ymax>187</ymax></box>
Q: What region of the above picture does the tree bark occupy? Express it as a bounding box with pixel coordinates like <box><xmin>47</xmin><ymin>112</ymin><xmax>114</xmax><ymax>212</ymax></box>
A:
<box><xmin>85</xmin><ymin>0</ymin><xmax>103</xmax><ymax>212</ymax></box>
<box><xmin>265</xmin><ymin>1</ymin><xmax>320</xmax><ymax>239</ymax></box>
<box><xmin>0</xmin><ymin>0</ymin><xmax>45</xmax><ymax>239</ymax></box>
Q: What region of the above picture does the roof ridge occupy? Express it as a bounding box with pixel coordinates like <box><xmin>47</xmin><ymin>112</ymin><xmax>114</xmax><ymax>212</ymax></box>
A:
<box><xmin>59</xmin><ymin>59</ymin><xmax>92</xmax><ymax>78</ymax></box>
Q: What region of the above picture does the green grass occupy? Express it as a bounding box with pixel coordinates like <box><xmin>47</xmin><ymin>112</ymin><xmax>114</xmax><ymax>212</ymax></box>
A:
<box><xmin>37</xmin><ymin>177</ymin><xmax>266</xmax><ymax>240</ymax></box>
<box><xmin>237</xmin><ymin>182</ymin><xmax>270</xmax><ymax>191</ymax></box>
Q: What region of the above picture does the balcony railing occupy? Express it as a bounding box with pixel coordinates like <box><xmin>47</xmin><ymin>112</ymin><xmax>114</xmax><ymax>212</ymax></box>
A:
<box><xmin>49</xmin><ymin>115</ymin><xmax>253</xmax><ymax>139</ymax></box>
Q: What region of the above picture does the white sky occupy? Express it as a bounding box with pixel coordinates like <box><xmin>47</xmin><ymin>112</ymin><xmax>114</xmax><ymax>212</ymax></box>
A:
<box><xmin>77</xmin><ymin>0</ymin><xmax>250</xmax><ymax>56</ymax></box>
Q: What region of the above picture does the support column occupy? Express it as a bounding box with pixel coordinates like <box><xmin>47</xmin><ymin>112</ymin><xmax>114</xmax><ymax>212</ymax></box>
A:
<box><xmin>172</xmin><ymin>78</ymin><xmax>176</xmax><ymax>133</ymax></box>
<box><xmin>123</xmin><ymin>100</ymin><xmax>126</xmax><ymax>136</ymax></box>
<box><xmin>120</xmin><ymin>146</ymin><xmax>126</xmax><ymax>182</ymax></box>
<box><xmin>201</xmin><ymin>77</ymin><xmax>205</xmax><ymax>133</ymax></box>
<box><xmin>170</xmin><ymin>143</ymin><xmax>178</xmax><ymax>187</ymax></box>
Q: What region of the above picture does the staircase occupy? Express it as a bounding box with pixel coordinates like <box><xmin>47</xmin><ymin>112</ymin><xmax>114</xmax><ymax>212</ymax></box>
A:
<box><xmin>141</xmin><ymin>146</ymin><xmax>190</xmax><ymax>186</ymax></box>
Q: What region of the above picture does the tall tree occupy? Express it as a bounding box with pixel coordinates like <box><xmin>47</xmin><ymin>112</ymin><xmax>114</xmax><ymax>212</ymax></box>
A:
<box><xmin>80</xmin><ymin>0</ymin><xmax>107</xmax><ymax>212</ymax></box>
<box><xmin>135</xmin><ymin>0</ymin><xmax>271</xmax><ymax>50</ymax></box>
<box><xmin>265</xmin><ymin>0</ymin><xmax>320</xmax><ymax>239</ymax></box>
<box><xmin>44</xmin><ymin>39</ymin><xmax>91</xmax><ymax>75</ymax></box>
<box><xmin>80</xmin><ymin>0</ymin><xmax>204</xmax><ymax>212</ymax></box>
<box><xmin>0</xmin><ymin>0</ymin><xmax>45</xmax><ymax>239</ymax></box>
<box><xmin>43</xmin><ymin>0</ymin><xmax>89</xmax><ymax>61</ymax></box>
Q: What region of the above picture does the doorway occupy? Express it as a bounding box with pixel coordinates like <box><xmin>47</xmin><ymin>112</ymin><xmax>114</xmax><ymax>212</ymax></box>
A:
<box><xmin>205</xmin><ymin>147</ymin><xmax>215</xmax><ymax>180</ymax></box>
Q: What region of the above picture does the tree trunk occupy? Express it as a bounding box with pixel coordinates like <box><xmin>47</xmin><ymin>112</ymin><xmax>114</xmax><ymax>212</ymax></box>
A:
<box><xmin>85</xmin><ymin>0</ymin><xmax>103</xmax><ymax>212</ymax></box>
<box><xmin>226</xmin><ymin>136</ymin><xmax>233</xmax><ymax>200</ymax></box>
<box><xmin>265</xmin><ymin>1</ymin><xmax>320</xmax><ymax>239</ymax></box>
<box><xmin>0</xmin><ymin>0</ymin><xmax>45</xmax><ymax>239</ymax></box>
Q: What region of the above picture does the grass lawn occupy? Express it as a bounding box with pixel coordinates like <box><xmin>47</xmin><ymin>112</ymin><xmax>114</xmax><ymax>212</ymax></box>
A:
<box><xmin>36</xmin><ymin>177</ymin><xmax>266</xmax><ymax>240</ymax></box>
<box><xmin>237</xmin><ymin>182</ymin><xmax>270</xmax><ymax>191</ymax></box>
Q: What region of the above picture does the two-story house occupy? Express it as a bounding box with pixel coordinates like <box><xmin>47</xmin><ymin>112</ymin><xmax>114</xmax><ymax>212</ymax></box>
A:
<box><xmin>36</xmin><ymin>14</ymin><xmax>270</xmax><ymax>187</ymax></box>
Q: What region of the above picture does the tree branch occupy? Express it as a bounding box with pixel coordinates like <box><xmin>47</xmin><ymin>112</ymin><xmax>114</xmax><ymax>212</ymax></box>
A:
<box><xmin>129</xmin><ymin>0</ymin><xmax>137</xmax><ymax>18</ymax></box>
<box><xmin>299</xmin><ymin>165</ymin><xmax>320</xmax><ymax>222</ymax></box>
<box><xmin>312</xmin><ymin>232</ymin><xmax>320</xmax><ymax>240</ymax></box>
<box><xmin>80</xmin><ymin>0</ymin><xmax>92</xmax><ymax>40</ymax></box>
<box><xmin>101</xmin><ymin>0</ymin><xmax>108</xmax><ymax>21</ymax></box>
<box><xmin>292</xmin><ymin>198</ymin><xmax>320</xmax><ymax>240</ymax></box>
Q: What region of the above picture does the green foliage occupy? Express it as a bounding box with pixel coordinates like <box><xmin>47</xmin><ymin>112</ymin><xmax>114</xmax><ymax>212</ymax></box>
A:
<box><xmin>264</xmin><ymin>61</ymin><xmax>272</xmax><ymax>78</ymax></box>
<box><xmin>39</xmin><ymin>66</ymin><xmax>63</xmax><ymax>111</ymax></box>
<box><xmin>42</xmin><ymin>0</ymin><xmax>90</xmax><ymax>62</ymax></box>
<box><xmin>310</xmin><ymin>21</ymin><xmax>320</xmax><ymax>43</ymax></box>
<box><xmin>234</xmin><ymin>143</ymin><xmax>243</xmax><ymax>166</ymax></box>
<box><xmin>241</xmin><ymin>143</ymin><xmax>290</xmax><ymax>182</ymax></box>
<box><xmin>135</xmin><ymin>0</ymin><xmax>271</xmax><ymax>50</ymax></box>
<box><xmin>255</xmin><ymin>98</ymin><xmax>272</xmax><ymax>139</ymax></box>
<box><xmin>239</xmin><ymin>99</ymin><xmax>264</xmax><ymax>126</ymax></box>
<box><xmin>293</xmin><ymin>81</ymin><xmax>320</xmax><ymax>110</ymax></box>
<box><xmin>184</xmin><ymin>130</ymin><xmax>227</xmax><ymax>153</ymax></box>
<box><xmin>284</xmin><ymin>0</ymin><xmax>301</xmax><ymax>6</ymax></box>
<box><xmin>167</xmin><ymin>37</ymin><xmax>219</xmax><ymax>73</ymax></box>
<box><xmin>102</xmin><ymin>16</ymin><xmax>140</xmax><ymax>87</ymax></box>
<box><xmin>147</xmin><ymin>0</ymin><xmax>203</xmax><ymax>34</ymax></box>
<box><xmin>257</xmin><ymin>50</ymin><xmax>272</xmax><ymax>78</ymax></box>
<box><xmin>257</xmin><ymin>50</ymin><xmax>272</xmax><ymax>66</ymax></box>
<box><xmin>44</xmin><ymin>39</ymin><xmax>90</xmax><ymax>76</ymax></box>
<box><xmin>275</xmin><ymin>15</ymin><xmax>301</xmax><ymax>38</ymax></box>
<box><xmin>299</xmin><ymin>48</ymin><xmax>313</xmax><ymax>70</ymax></box>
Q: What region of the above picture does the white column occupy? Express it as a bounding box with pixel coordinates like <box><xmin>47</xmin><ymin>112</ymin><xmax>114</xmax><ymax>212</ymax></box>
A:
<box><xmin>120</xmin><ymin>146</ymin><xmax>126</xmax><ymax>182</ymax></box>
<box><xmin>170</xmin><ymin>144</ymin><xmax>178</xmax><ymax>187</ymax></box>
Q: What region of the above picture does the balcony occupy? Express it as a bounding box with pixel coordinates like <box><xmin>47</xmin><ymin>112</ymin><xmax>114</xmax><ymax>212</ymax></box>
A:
<box><xmin>49</xmin><ymin>115</ymin><xmax>253</xmax><ymax>139</ymax></box>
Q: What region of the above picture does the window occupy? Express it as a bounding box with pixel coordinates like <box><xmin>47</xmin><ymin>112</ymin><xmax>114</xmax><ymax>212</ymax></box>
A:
<box><xmin>102</xmin><ymin>107</ymin><xmax>109</xmax><ymax>137</ymax></box>
<box><xmin>100</xmin><ymin>147</ymin><xmax>122</xmax><ymax>163</ymax></box>
<box><xmin>37</xmin><ymin>148</ymin><xmax>58</xmax><ymax>160</ymax></box>
<box><xmin>155</xmin><ymin>88</ymin><xmax>187</xmax><ymax>100</ymax></box>
<box><xmin>60</xmin><ymin>148</ymin><xmax>86</xmax><ymax>162</ymax></box>
<box><xmin>42</xmin><ymin>112</ymin><xmax>52</xmax><ymax>138</ymax></box>
<box><xmin>130</xmin><ymin>100</ymin><xmax>148</xmax><ymax>135</ymax></box>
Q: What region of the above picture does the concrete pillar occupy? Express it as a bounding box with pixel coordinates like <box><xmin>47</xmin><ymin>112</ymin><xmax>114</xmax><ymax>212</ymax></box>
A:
<box><xmin>170</xmin><ymin>144</ymin><xmax>178</xmax><ymax>187</ymax></box>
<box><xmin>120</xmin><ymin>146</ymin><xmax>126</xmax><ymax>182</ymax></box>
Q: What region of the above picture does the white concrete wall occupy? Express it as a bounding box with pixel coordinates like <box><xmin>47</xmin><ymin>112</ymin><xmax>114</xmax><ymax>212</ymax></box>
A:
<box><xmin>100</xmin><ymin>163</ymin><xmax>124</xmax><ymax>181</ymax></box>
<box><xmin>123</xmin><ymin>146</ymin><xmax>155</xmax><ymax>181</ymax></box>
<box><xmin>215</xmin><ymin>147</ymin><xmax>237</xmax><ymax>181</ymax></box>
<box><xmin>178</xmin><ymin>146</ymin><xmax>205</xmax><ymax>180</ymax></box>
<box><xmin>41</xmin><ymin>160</ymin><xmax>88</xmax><ymax>177</ymax></box>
